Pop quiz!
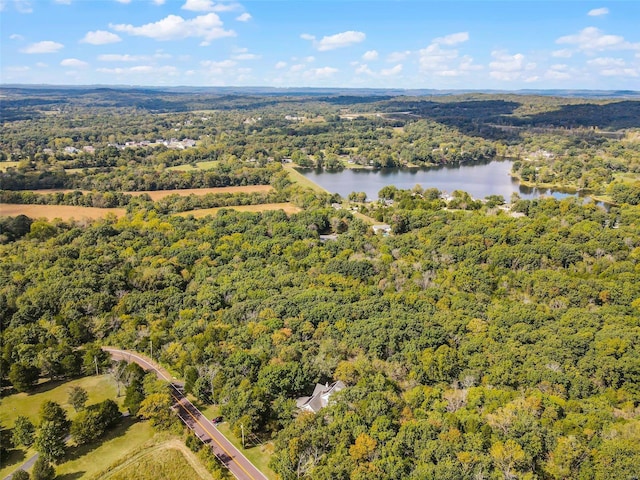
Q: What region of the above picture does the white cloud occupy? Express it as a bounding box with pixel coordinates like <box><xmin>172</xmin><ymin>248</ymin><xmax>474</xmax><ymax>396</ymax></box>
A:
<box><xmin>54</xmin><ymin>0</ymin><xmax>72</xmax><ymax>4</ymax></box>
<box><xmin>305</xmin><ymin>66</ymin><xmax>338</xmax><ymax>78</ymax></box>
<box><xmin>182</xmin><ymin>0</ymin><xmax>238</xmax><ymax>12</ymax></box>
<box><xmin>81</xmin><ymin>30</ymin><xmax>122</xmax><ymax>45</ymax></box>
<box><xmin>21</xmin><ymin>41</ymin><xmax>64</xmax><ymax>54</ymax></box>
<box><xmin>552</xmin><ymin>49</ymin><xmax>573</xmax><ymax>58</ymax></box>
<box><xmin>60</xmin><ymin>58</ymin><xmax>88</xmax><ymax>67</ymax></box>
<box><xmin>111</xmin><ymin>13</ymin><xmax>235</xmax><ymax>44</ymax></box>
<box><xmin>588</xmin><ymin>7</ymin><xmax>609</xmax><ymax>16</ymax></box>
<box><xmin>557</xmin><ymin>27</ymin><xmax>640</xmax><ymax>53</ymax></box>
<box><xmin>97</xmin><ymin>65</ymin><xmax>178</xmax><ymax>75</ymax></box>
<box><xmin>275</xmin><ymin>61</ymin><xmax>287</xmax><ymax>69</ymax></box>
<box><xmin>115</xmin><ymin>0</ymin><xmax>131</xmax><ymax>3</ymax></box>
<box><xmin>35</xmin><ymin>62</ymin><xmax>47</xmax><ymax>67</ymax></box>
<box><xmin>362</xmin><ymin>50</ymin><xmax>378</xmax><ymax>61</ymax></box>
<box><xmin>489</xmin><ymin>50</ymin><xmax>536</xmax><ymax>81</ymax></box>
<box><xmin>201</xmin><ymin>59</ymin><xmax>236</xmax><ymax>68</ymax></box>
<box><xmin>418</xmin><ymin>31</ymin><xmax>477</xmax><ymax>77</ymax></box>
<box><xmin>587</xmin><ymin>57</ymin><xmax>638</xmax><ymax>77</ymax></box>
<box><xmin>387</xmin><ymin>50</ymin><xmax>411</xmax><ymax>62</ymax></box>
<box><xmin>354</xmin><ymin>63</ymin><xmax>373</xmax><ymax>75</ymax></box>
<box><xmin>5</xmin><ymin>0</ymin><xmax>33</xmax><ymax>13</ymax></box>
<box><xmin>236</xmin><ymin>12</ymin><xmax>251</xmax><ymax>22</ymax></box>
<box><xmin>544</xmin><ymin>64</ymin><xmax>572</xmax><ymax>80</ymax></box>
<box><xmin>232</xmin><ymin>52</ymin><xmax>260</xmax><ymax>60</ymax></box>
<box><xmin>302</xmin><ymin>30</ymin><xmax>366</xmax><ymax>51</ymax></box>
<box><xmin>433</xmin><ymin>31</ymin><xmax>469</xmax><ymax>46</ymax></box>
<box><xmin>6</xmin><ymin>66</ymin><xmax>30</xmax><ymax>72</ymax></box>
<box><xmin>98</xmin><ymin>54</ymin><xmax>142</xmax><ymax>62</ymax></box>
<box><xmin>380</xmin><ymin>64</ymin><xmax>402</xmax><ymax>76</ymax></box>
<box><xmin>10</xmin><ymin>33</ymin><xmax>24</xmax><ymax>41</ymax></box>
<box><xmin>152</xmin><ymin>0</ymin><xmax>165</xmax><ymax>4</ymax></box>
<box><xmin>290</xmin><ymin>64</ymin><xmax>305</xmax><ymax>72</ymax></box>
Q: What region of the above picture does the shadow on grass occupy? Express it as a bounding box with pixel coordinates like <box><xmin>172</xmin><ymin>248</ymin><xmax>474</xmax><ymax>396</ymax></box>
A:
<box><xmin>0</xmin><ymin>447</ymin><xmax>26</xmax><ymax>468</ymax></box>
<box><xmin>63</xmin><ymin>416</ymin><xmax>139</xmax><ymax>462</ymax></box>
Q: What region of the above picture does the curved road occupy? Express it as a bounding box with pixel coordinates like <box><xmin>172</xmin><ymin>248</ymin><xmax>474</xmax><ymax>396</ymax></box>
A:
<box><xmin>103</xmin><ymin>347</ymin><xmax>268</xmax><ymax>480</ymax></box>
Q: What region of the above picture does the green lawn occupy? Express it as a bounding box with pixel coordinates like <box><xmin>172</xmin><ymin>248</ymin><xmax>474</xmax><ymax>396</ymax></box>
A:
<box><xmin>0</xmin><ymin>375</ymin><xmax>120</xmax><ymax>428</ymax></box>
<box><xmin>166</xmin><ymin>160</ymin><xmax>218</xmax><ymax>172</ymax></box>
<box><xmin>283</xmin><ymin>164</ymin><xmax>328</xmax><ymax>193</ymax></box>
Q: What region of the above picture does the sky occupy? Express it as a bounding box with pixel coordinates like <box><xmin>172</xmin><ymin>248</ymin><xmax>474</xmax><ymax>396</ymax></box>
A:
<box><xmin>1</xmin><ymin>0</ymin><xmax>639</xmax><ymax>90</ymax></box>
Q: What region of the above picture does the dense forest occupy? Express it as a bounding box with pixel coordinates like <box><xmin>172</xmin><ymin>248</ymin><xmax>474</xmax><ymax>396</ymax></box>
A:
<box><xmin>1</xmin><ymin>88</ymin><xmax>640</xmax><ymax>479</ymax></box>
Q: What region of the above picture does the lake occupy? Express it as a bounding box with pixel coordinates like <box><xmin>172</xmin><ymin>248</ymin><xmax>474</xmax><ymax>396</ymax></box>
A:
<box><xmin>298</xmin><ymin>160</ymin><xmax>581</xmax><ymax>202</ymax></box>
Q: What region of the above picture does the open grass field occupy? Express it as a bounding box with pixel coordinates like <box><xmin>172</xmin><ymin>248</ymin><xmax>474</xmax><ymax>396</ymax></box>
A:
<box><xmin>92</xmin><ymin>439</ymin><xmax>212</xmax><ymax>480</ymax></box>
<box><xmin>166</xmin><ymin>160</ymin><xmax>219</xmax><ymax>172</ymax></box>
<box><xmin>175</xmin><ymin>202</ymin><xmax>301</xmax><ymax>218</ymax></box>
<box><xmin>0</xmin><ymin>375</ymin><xmax>120</xmax><ymax>428</ymax></box>
<box><xmin>0</xmin><ymin>204</ymin><xmax>126</xmax><ymax>220</ymax></box>
<box><xmin>283</xmin><ymin>164</ymin><xmax>328</xmax><ymax>193</ymax></box>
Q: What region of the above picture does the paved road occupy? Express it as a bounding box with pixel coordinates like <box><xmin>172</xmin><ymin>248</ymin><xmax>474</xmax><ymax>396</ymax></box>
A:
<box><xmin>103</xmin><ymin>347</ymin><xmax>268</xmax><ymax>480</ymax></box>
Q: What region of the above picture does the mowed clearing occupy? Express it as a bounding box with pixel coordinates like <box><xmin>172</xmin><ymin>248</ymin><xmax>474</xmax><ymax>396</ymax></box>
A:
<box><xmin>176</xmin><ymin>202</ymin><xmax>301</xmax><ymax>218</ymax></box>
<box><xmin>0</xmin><ymin>204</ymin><xmax>126</xmax><ymax>220</ymax></box>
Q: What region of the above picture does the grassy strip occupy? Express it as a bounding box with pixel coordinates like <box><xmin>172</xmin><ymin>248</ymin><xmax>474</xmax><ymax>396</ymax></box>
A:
<box><xmin>0</xmin><ymin>161</ymin><xmax>21</xmax><ymax>171</ymax></box>
<box><xmin>283</xmin><ymin>164</ymin><xmax>328</xmax><ymax>193</ymax></box>
<box><xmin>215</xmin><ymin>423</ymin><xmax>276</xmax><ymax>480</ymax></box>
<box><xmin>166</xmin><ymin>160</ymin><xmax>219</xmax><ymax>172</ymax></box>
<box><xmin>175</xmin><ymin>203</ymin><xmax>301</xmax><ymax>218</ymax></box>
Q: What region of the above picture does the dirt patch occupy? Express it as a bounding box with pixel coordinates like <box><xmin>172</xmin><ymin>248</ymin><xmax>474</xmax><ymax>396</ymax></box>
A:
<box><xmin>0</xmin><ymin>204</ymin><xmax>126</xmax><ymax>220</ymax></box>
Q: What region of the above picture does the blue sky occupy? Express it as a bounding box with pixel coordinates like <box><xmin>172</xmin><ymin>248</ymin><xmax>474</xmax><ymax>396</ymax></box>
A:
<box><xmin>1</xmin><ymin>0</ymin><xmax>639</xmax><ymax>89</ymax></box>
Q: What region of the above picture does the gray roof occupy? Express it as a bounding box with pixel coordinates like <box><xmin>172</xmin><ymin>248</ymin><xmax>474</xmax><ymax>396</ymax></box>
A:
<box><xmin>296</xmin><ymin>381</ymin><xmax>346</xmax><ymax>413</ymax></box>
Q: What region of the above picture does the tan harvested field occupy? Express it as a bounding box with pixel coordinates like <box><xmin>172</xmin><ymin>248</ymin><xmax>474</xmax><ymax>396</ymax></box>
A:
<box><xmin>130</xmin><ymin>185</ymin><xmax>273</xmax><ymax>200</ymax></box>
<box><xmin>176</xmin><ymin>202</ymin><xmax>301</xmax><ymax>218</ymax></box>
<box><xmin>0</xmin><ymin>204</ymin><xmax>126</xmax><ymax>220</ymax></box>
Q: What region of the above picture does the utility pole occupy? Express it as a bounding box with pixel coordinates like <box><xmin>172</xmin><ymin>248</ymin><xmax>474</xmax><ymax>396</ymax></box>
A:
<box><xmin>241</xmin><ymin>424</ymin><xmax>245</xmax><ymax>449</ymax></box>
<box><xmin>94</xmin><ymin>356</ymin><xmax>99</xmax><ymax>376</ymax></box>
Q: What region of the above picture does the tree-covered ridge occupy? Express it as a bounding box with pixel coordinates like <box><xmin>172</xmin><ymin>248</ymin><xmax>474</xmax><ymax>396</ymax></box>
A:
<box><xmin>2</xmin><ymin>197</ymin><xmax>639</xmax><ymax>479</ymax></box>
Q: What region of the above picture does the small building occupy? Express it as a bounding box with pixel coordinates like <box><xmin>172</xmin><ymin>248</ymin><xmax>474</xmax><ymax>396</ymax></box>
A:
<box><xmin>372</xmin><ymin>224</ymin><xmax>392</xmax><ymax>235</ymax></box>
<box><xmin>296</xmin><ymin>381</ymin><xmax>345</xmax><ymax>414</ymax></box>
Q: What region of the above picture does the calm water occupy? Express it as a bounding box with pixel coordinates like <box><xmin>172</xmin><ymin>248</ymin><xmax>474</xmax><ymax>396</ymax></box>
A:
<box><xmin>299</xmin><ymin>160</ymin><xmax>580</xmax><ymax>201</ymax></box>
